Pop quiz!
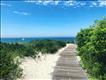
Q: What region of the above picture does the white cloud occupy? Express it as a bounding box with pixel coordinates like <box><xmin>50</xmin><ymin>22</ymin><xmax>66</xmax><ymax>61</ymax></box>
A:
<box><xmin>25</xmin><ymin>0</ymin><xmax>37</xmax><ymax>3</ymax></box>
<box><xmin>38</xmin><ymin>0</ymin><xmax>42</xmax><ymax>3</ymax></box>
<box><xmin>91</xmin><ymin>2</ymin><xmax>97</xmax><ymax>6</ymax></box>
<box><xmin>25</xmin><ymin>0</ymin><xmax>84</xmax><ymax>7</ymax></box>
<box><xmin>80</xmin><ymin>2</ymin><xmax>86</xmax><ymax>6</ymax></box>
<box><xmin>98</xmin><ymin>1</ymin><xmax>106</xmax><ymax>7</ymax></box>
<box><xmin>54</xmin><ymin>1</ymin><xmax>60</xmax><ymax>5</ymax></box>
<box><xmin>64</xmin><ymin>1</ymin><xmax>86</xmax><ymax>7</ymax></box>
<box><xmin>0</xmin><ymin>3</ymin><xmax>11</xmax><ymax>7</ymax></box>
<box><xmin>64</xmin><ymin>1</ymin><xmax>76</xmax><ymax>6</ymax></box>
<box><xmin>25</xmin><ymin>0</ymin><xmax>60</xmax><ymax>5</ymax></box>
<box><xmin>90</xmin><ymin>1</ymin><xmax>106</xmax><ymax>7</ymax></box>
<box><xmin>13</xmin><ymin>11</ymin><xmax>30</xmax><ymax>16</ymax></box>
<box><xmin>43</xmin><ymin>1</ymin><xmax>52</xmax><ymax>5</ymax></box>
<box><xmin>25</xmin><ymin>0</ymin><xmax>106</xmax><ymax>7</ymax></box>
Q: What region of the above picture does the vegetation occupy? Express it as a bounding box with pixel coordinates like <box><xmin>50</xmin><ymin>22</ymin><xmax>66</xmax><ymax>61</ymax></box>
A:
<box><xmin>0</xmin><ymin>40</ymin><xmax>66</xmax><ymax>80</ymax></box>
<box><xmin>30</xmin><ymin>40</ymin><xmax>66</xmax><ymax>54</ymax></box>
<box><xmin>0</xmin><ymin>42</ymin><xmax>23</xmax><ymax>80</ymax></box>
<box><xmin>76</xmin><ymin>18</ymin><xmax>106</xmax><ymax>80</ymax></box>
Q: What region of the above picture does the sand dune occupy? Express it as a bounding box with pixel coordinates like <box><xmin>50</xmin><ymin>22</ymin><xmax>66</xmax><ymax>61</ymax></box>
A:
<box><xmin>19</xmin><ymin>45</ymin><xmax>67</xmax><ymax>80</ymax></box>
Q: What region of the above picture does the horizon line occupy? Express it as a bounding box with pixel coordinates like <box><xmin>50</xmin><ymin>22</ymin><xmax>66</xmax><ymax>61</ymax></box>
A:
<box><xmin>1</xmin><ymin>36</ymin><xmax>76</xmax><ymax>38</ymax></box>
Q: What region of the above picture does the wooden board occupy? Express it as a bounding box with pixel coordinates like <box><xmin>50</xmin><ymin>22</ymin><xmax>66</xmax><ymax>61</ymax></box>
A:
<box><xmin>52</xmin><ymin>44</ymin><xmax>88</xmax><ymax>80</ymax></box>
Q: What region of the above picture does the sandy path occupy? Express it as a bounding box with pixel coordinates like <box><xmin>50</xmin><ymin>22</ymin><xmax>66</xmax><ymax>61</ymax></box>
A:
<box><xmin>19</xmin><ymin>45</ymin><xmax>68</xmax><ymax>80</ymax></box>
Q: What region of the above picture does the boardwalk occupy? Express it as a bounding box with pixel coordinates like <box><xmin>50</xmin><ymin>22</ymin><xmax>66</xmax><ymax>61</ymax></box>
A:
<box><xmin>52</xmin><ymin>44</ymin><xmax>88</xmax><ymax>80</ymax></box>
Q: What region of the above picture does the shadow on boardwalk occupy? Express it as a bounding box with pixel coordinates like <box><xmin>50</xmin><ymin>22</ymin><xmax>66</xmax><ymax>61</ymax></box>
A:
<box><xmin>52</xmin><ymin>44</ymin><xmax>88</xmax><ymax>80</ymax></box>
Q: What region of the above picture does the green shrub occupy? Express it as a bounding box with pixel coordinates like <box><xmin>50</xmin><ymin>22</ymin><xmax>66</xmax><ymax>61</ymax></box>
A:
<box><xmin>0</xmin><ymin>43</ymin><xmax>22</xmax><ymax>80</ymax></box>
<box><xmin>76</xmin><ymin>18</ymin><xmax>106</xmax><ymax>80</ymax></box>
<box><xmin>30</xmin><ymin>40</ymin><xmax>66</xmax><ymax>54</ymax></box>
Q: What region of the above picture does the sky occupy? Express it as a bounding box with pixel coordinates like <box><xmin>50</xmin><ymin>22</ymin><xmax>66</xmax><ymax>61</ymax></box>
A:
<box><xmin>1</xmin><ymin>0</ymin><xmax>106</xmax><ymax>38</ymax></box>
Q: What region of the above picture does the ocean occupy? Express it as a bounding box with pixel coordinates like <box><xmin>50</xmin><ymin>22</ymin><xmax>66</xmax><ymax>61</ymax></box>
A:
<box><xmin>0</xmin><ymin>37</ymin><xmax>75</xmax><ymax>43</ymax></box>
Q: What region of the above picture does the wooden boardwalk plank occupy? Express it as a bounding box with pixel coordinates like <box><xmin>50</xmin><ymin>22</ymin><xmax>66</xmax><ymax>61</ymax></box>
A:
<box><xmin>52</xmin><ymin>44</ymin><xmax>88</xmax><ymax>80</ymax></box>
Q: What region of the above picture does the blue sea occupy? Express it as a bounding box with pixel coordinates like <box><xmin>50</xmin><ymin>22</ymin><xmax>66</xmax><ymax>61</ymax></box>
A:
<box><xmin>1</xmin><ymin>37</ymin><xmax>75</xmax><ymax>43</ymax></box>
